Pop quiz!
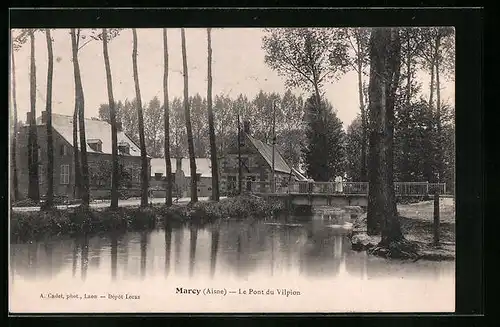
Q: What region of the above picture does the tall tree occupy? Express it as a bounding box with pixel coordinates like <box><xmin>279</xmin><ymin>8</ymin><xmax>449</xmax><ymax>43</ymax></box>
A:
<box><xmin>345</xmin><ymin>115</ymin><xmax>363</xmax><ymax>181</ymax></box>
<box><xmin>10</xmin><ymin>30</ymin><xmax>20</xmax><ymax>201</ymax></box>
<box><xmin>366</xmin><ymin>28</ymin><xmax>402</xmax><ymax>244</ymax></box>
<box><xmin>262</xmin><ymin>28</ymin><xmax>349</xmax><ymax>109</ymax></box>
<box><xmin>302</xmin><ymin>95</ymin><xmax>345</xmax><ymax>181</ymax></box>
<box><xmin>102</xmin><ymin>28</ymin><xmax>120</xmax><ymax>210</ymax></box>
<box><xmin>132</xmin><ymin>28</ymin><xmax>149</xmax><ymax>207</ymax></box>
<box><xmin>170</xmin><ymin>97</ymin><xmax>187</xmax><ymax>157</ymax></box>
<box><xmin>181</xmin><ymin>28</ymin><xmax>198</xmax><ymax>203</ymax></box>
<box><xmin>44</xmin><ymin>29</ymin><xmax>55</xmax><ymax>208</ymax></box>
<box><xmin>206</xmin><ymin>28</ymin><xmax>219</xmax><ymax>201</ymax></box>
<box><xmin>190</xmin><ymin>94</ymin><xmax>209</xmax><ymax>157</ymax></box>
<box><xmin>343</xmin><ymin>28</ymin><xmax>370</xmax><ymax>181</ymax></box>
<box><xmin>70</xmin><ymin>28</ymin><xmax>90</xmax><ymax>206</ymax></box>
<box><xmin>28</xmin><ymin>29</ymin><xmax>39</xmax><ymax>201</ymax></box>
<box><xmin>163</xmin><ymin>28</ymin><xmax>173</xmax><ymax>206</ymax></box>
<box><xmin>144</xmin><ymin>96</ymin><xmax>164</xmax><ymax>157</ymax></box>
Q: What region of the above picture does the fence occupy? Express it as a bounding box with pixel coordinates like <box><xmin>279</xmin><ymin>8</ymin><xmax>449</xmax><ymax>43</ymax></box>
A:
<box><xmin>247</xmin><ymin>181</ymin><xmax>446</xmax><ymax>196</ymax></box>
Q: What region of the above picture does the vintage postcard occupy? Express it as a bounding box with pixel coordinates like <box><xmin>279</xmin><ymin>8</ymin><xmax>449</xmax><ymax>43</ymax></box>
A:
<box><xmin>9</xmin><ymin>21</ymin><xmax>457</xmax><ymax>313</ymax></box>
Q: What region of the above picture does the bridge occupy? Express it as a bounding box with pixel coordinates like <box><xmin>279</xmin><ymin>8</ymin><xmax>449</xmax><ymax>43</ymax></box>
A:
<box><xmin>247</xmin><ymin>181</ymin><xmax>447</xmax><ymax>209</ymax></box>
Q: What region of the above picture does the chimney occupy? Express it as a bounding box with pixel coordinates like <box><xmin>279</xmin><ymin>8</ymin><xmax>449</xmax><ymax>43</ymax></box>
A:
<box><xmin>176</xmin><ymin>157</ymin><xmax>182</xmax><ymax>172</ymax></box>
<box><xmin>41</xmin><ymin>111</ymin><xmax>47</xmax><ymax>124</ymax></box>
<box><xmin>243</xmin><ymin>120</ymin><xmax>251</xmax><ymax>135</ymax></box>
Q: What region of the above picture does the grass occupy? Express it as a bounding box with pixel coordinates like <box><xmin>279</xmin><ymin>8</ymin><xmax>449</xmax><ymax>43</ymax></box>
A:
<box><xmin>350</xmin><ymin>197</ymin><xmax>455</xmax><ymax>260</ymax></box>
<box><xmin>10</xmin><ymin>195</ymin><xmax>286</xmax><ymax>243</ymax></box>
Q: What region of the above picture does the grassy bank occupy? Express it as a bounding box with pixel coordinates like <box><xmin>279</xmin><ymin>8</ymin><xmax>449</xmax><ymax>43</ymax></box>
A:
<box><xmin>10</xmin><ymin>195</ymin><xmax>285</xmax><ymax>242</ymax></box>
<box><xmin>350</xmin><ymin>198</ymin><xmax>456</xmax><ymax>261</ymax></box>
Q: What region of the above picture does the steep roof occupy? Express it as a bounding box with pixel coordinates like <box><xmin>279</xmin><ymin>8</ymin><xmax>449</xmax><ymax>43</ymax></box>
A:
<box><xmin>150</xmin><ymin>158</ymin><xmax>213</xmax><ymax>178</ymax></box>
<box><xmin>37</xmin><ymin>114</ymin><xmax>143</xmax><ymax>157</ymax></box>
<box><xmin>246</xmin><ymin>134</ymin><xmax>292</xmax><ymax>174</ymax></box>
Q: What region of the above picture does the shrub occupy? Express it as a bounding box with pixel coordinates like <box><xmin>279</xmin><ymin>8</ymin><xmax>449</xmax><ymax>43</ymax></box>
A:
<box><xmin>12</xmin><ymin>198</ymin><xmax>38</xmax><ymax>207</ymax></box>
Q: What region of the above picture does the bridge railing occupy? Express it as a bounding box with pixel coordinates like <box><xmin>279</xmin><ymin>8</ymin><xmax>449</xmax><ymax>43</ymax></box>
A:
<box><xmin>247</xmin><ymin>180</ymin><xmax>446</xmax><ymax>196</ymax></box>
<box><xmin>394</xmin><ymin>182</ymin><xmax>446</xmax><ymax>196</ymax></box>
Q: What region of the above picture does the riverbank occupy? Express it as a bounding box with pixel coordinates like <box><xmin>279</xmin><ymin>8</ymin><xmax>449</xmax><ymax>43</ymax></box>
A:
<box><xmin>11</xmin><ymin>196</ymin><xmax>222</xmax><ymax>212</ymax></box>
<box><xmin>10</xmin><ymin>195</ymin><xmax>285</xmax><ymax>242</ymax></box>
<box><xmin>350</xmin><ymin>198</ymin><xmax>455</xmax><ymax>261</ymax></box>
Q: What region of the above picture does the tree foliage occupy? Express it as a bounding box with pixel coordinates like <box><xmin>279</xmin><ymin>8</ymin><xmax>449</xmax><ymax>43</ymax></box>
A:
<box><xmin>262</xmin><ymin>28</ymin><xmax>349</xmax><ymax>103</ymax></box>
<box><xmin>301</xmin><ymin>95</ymin><xmax>345</xmax><ymax>181</ymax></box>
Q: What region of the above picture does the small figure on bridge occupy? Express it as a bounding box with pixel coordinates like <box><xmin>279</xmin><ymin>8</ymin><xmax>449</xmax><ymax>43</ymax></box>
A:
<box><xmin>335</xmin><ymin>176</ymin><xmax>343</xmax><ymax>193</ymax></box>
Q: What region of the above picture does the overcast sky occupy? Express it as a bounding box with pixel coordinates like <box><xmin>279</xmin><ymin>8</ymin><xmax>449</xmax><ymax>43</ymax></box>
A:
<box><xmin>10</xmin><ymin>28</ymin><xmax>455</xmax><ymax>129</ymax></box>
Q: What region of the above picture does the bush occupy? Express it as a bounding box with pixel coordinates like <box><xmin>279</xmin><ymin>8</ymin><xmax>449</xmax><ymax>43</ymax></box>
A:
<box><xmin>10</xmin><ymin>195</ymin><xmax>283</xmax><ymax>241</ymax></box>
<box><xmin>12</xmin><ymin>198</ymin><xmax>38</xmax><ymax>207</ymax></box>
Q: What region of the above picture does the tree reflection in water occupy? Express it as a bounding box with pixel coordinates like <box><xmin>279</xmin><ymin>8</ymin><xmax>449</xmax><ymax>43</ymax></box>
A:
<box><xmin>174</xmin><ymin>227</ymin><xmax>183</xmax><ymax>275</ymax></box>
<box><xmin>210</xmin><ymin>227</ymin><xmax>220</xmax><ymax>279</ymax></box>
<box><xmin>81</xmin><ymin>234</ymin><xmax>89</xmax><ymax>281</ymax></box>
<box><xmin>43</xmin><ymin>242</ymin><xmax>53</xmax><ymax>278</ymax></box>
<box><xmin>72</xmin><ymin>239</ymin><xmax>78</xmax><ymax>278</ymax></box>
<box><xmin>110</xmin><ymin>232</ymin><xmax>118</xmax><ymax>281</ymax></box>
<box><xmin>140</xmin><ymin>231</ymin><xmax>149</xmax><ymax>280</ymax></box>
<box><xmin>189</xmin><ymin>226</ymin><xmax>198</xmax><ymax>278</ymax></box>
<box><xmin>164</xmin><ymin>223</ymin><xmax>172</xmax><ymax>277</ymax></box>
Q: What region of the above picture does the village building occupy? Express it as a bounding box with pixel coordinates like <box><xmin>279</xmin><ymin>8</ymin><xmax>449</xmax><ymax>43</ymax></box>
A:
<box><xmin>149</xmin><ymin>157</ymin><xmax>213</xmax><ymax>198</ymax></box>
<box><xmin>15</xmin><ymin>112</ymin><xmax>150</xmax><ymax>201</ymax></box>
<box><xmin>220</xmin><ymin>121</ymin><xmax>308</xmax><ymax>195</ymax></box>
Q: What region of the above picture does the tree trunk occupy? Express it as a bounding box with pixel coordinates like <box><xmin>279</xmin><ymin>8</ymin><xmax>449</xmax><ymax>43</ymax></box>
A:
<box><xmin>72</xmin><ymin>101</ymin><xmax>81</xmax><ymax>199</ymax></box>
<box><xmin>44</xmin><ymin>29</ymin><xmax>54</xmax><ymax>209</ymax></box>
<box><xmin>428</xmin><ymin>60</ymin><xmax>435</xmax><ymax>108</ymax></box>
<box><xmin>163</xmin><ymin>28</ymin><xmax>173</xmax><ymax>206</ymax></box>
<box><xmin>366</xmin><ymin>28</ymin><xmax>403</xmax><ymax>245</ymax></box>
<box><xmin>10</xmin><ymin>30</ymin><xmax>19</xmax><ymax>201</ymax></box>
<box><xmin>71</xmin><ymin>29</ymin><xmax>89</xmax><ymax>206</ymax></box>
<box><xmin>435</xmin><ymin>35</ymin><xmax>442</xmax><ymax>182</ymax></box>
<box><xmin>207</xmin><ymin>28</ymin><xmax>219</xmax><ymax>201</ymax></box>
<box><xmin>357</xmin><ymin>61</ymin><xmax>367</xmax><ymax>182</ymax></box>
<box><xmin>181</xmin><ymin>28</ymin><xmax>198</xmax><ymax>203</ymax></box>
<box><xmin>103</xmin><ymin>28</ymin><xmax>120</xmax><ymax>210</ymax></box>
<box><xmin>406</xmin><ymin>30</ymin><xmax>413</xmax><ymax>106</ymax></box>
<box><xmin>132</xmin><ymin>28</ymin><xmax>149</xmax><ymax>207</ymax></box>
<box><xmin>28</xmin><ymin>29</ymin><xmax>39</xmax><ymax>201</ymax></box>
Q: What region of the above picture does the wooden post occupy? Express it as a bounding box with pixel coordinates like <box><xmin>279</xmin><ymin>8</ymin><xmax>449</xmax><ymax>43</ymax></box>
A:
<box><xmin>433</xmin><ymin>192</ymin><xmax>440</xmax><ymax>245</ymax></box>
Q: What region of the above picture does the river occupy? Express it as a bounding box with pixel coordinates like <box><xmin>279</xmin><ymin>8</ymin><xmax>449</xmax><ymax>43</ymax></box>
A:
<box><xmin>9</xmin><ymin>212</ymin><xmax>455</xmax><ymax>313</ymax></box>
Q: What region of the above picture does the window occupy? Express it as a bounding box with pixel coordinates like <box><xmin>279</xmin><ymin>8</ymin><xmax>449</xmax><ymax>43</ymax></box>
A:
<box><xmin>118</xmin><ymin>142</ymin><xmax>130</xmax><ymax>155</ymax></box>
<box><xmin>60</xmin><ymin>144</ymin><xmax>68</xmax><ymax>156</ymax></box>
<box><xmin>38</xmin><ymin>164</ymin><xmax>44</xmax><ymax>185</ymax></box>
<box><xmin>88</xmin><ymin>139</ymin><xmax>102</xmax><ymax>152</ymax></box>
<box><xmin>241</xmin><ymin>157</ymin><xmax>249</xmax><ymax>169</ymax></box>
<box><xmin>60</xmin><ymin>164</ymin><xmax>70</xmax><ymax>185</ymax></box>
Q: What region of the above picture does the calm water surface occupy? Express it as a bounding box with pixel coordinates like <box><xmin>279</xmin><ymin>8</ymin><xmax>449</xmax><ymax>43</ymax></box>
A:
<box><xmin>9</xmin><ymin>212</ymin><xmax>455</xmax><ymax>313</ymax></box>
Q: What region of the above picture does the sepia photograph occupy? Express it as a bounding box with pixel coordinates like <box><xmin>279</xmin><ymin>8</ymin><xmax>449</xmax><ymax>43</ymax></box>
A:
<box><xmin>9</xmin><ymin>15</ymin><xmax>460</xmax><ymax>313</ymax></box>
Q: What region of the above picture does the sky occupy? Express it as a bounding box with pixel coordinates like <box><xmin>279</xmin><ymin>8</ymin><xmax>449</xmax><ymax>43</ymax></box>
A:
<box><xmin>10</xmin><ymin>28</ymin><xmax>455</xmax><ymax>129</ymax></box>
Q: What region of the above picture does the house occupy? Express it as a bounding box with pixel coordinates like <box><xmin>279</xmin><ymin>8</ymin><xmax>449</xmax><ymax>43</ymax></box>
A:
<box><xmin>220</xmin><ymin>121</ymin><xmax>308</xmax><ymax>194</ymax></box>
<box><xmin>149</xmin><ymin>157</ymin><xmax>213</xmax><ymax>198</ymax></box>
<box><xmin>14</xmin><ymin>112</ymin><xmax>151</xmax><ymax>200</ymax></box>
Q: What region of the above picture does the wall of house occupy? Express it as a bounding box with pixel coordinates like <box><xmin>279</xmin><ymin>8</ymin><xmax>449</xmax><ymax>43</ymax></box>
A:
<box><xmin>149</xmin><ymin>174</ymin><xmax>212</xmax><ymax>198</ymax></box>
<box><xmin>15</xmin><ymin>125</ymin><xmax>150</xmax><ymax>201</ymax></box>
<box><xmin>16</xmin><ymin>125</ymin><xmax>74</xmax><ymax>200</ymax></box>
<box><xmin>219</xmin><ymin>136</ymin><xmax>292</xmax><ymax>194</ymax></box>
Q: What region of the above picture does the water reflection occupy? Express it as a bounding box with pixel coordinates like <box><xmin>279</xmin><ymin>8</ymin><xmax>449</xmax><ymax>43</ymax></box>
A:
<box><xmin>164</xmin><ymin>223</ymin><xmax>172</xmax><ymax>277</ymax></box>
<box><xmin>140</xmin><ymin>232</ymin><xmax>149</xmax><ymax>279</ymax></box>
<box><xmin>10</xmin><ymin>218</ymin><xmax>455</xmax><ymax>284</ymax></box>
<box><xmin>110</xmin><ymin>233</ymin><xmax>118</xmax><ymax>281</ymax></box>
<box><xmin>210</xmin><ymin>228</ymin><xmax>219</xmax><ymax>278</ymax></box>
<box><xmin>80</xmin><ymin>235</ymin><xmax>89</xmax><ymax>281</ymax></box>
<box><xmin>189</xmin><ymin>226</ymin><xmax>198</xmax><ymax>277</ymax></box>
